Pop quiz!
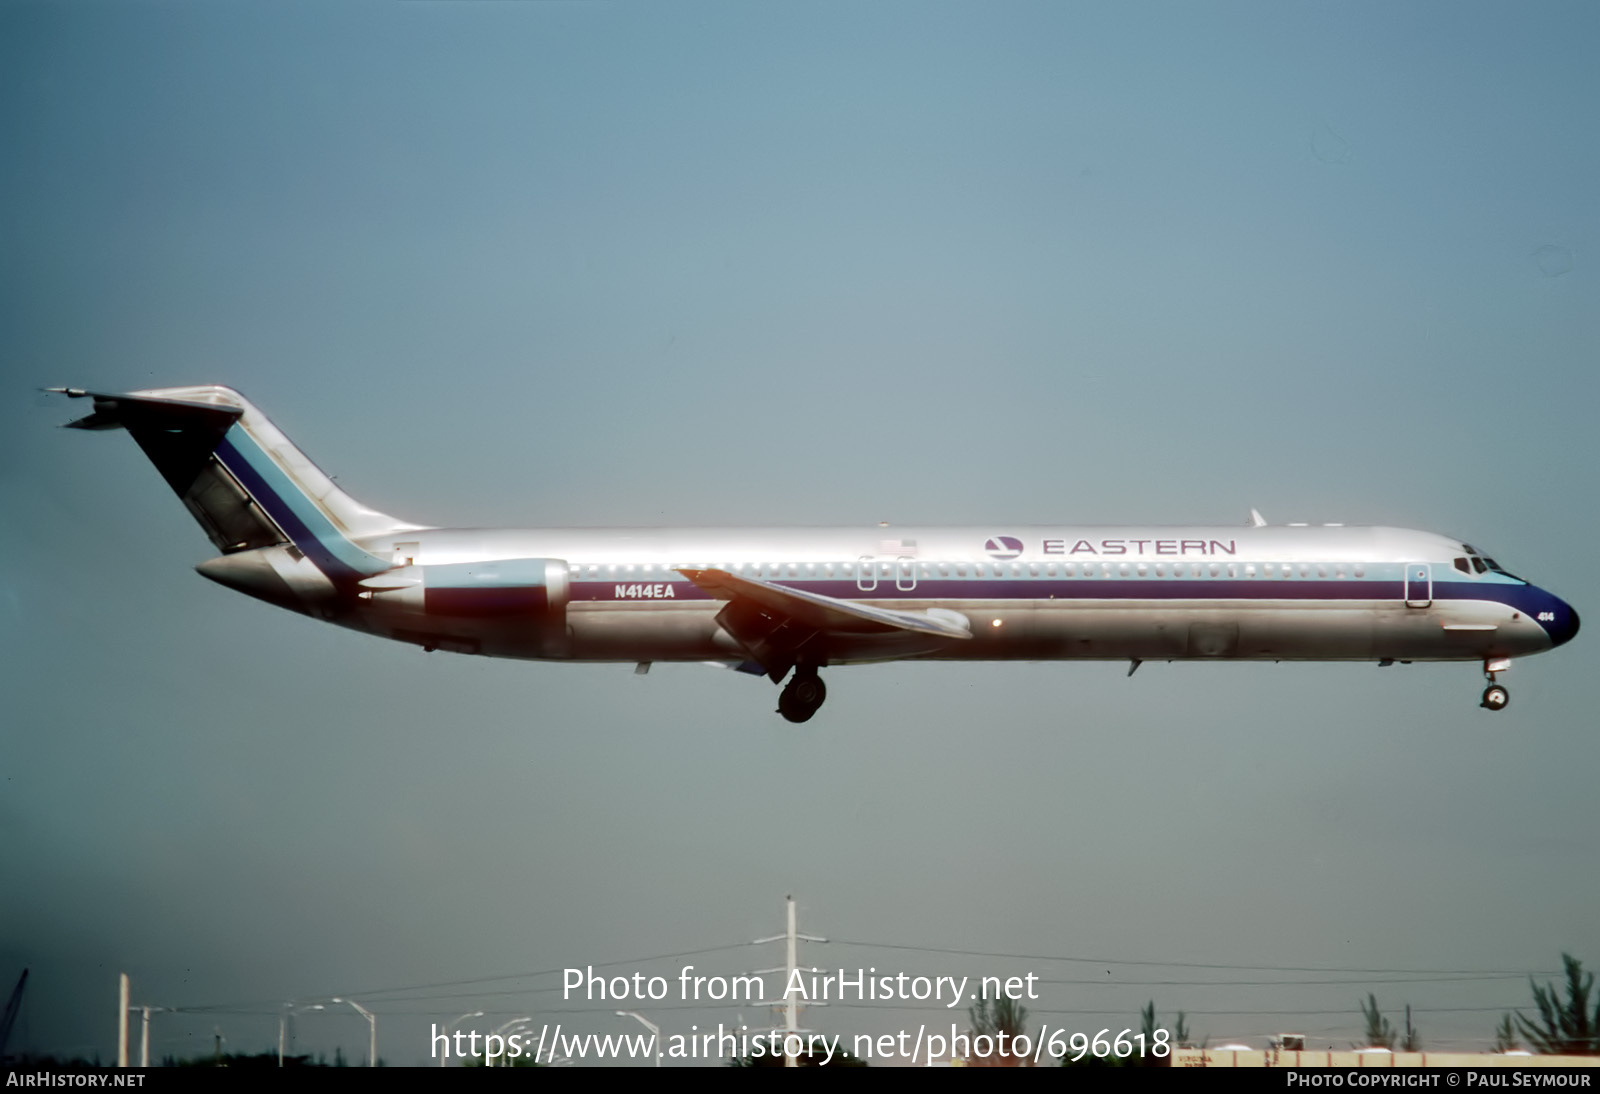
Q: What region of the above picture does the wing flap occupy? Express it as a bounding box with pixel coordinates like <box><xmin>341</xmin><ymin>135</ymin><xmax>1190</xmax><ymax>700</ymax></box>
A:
<box><xmin>677</xmin><ymin>568</ymin><xmax>972</xmax><ymax>640</ymax></box>
<box><xmin>677</xmin><ymin>567</ymin><xmax>968</xmax><ymax>684</ymax></box>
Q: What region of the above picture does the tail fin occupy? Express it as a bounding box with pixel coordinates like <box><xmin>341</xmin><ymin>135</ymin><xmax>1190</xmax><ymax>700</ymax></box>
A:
<box><xmin>51</xmin><ymin>385</ymin><xmax>422</xmax><ymax>582</ymax></box>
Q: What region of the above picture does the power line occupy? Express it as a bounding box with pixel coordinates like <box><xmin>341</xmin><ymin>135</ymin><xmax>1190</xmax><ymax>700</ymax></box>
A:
<box><xmin>170</xmin><ymin>941</ymin><xmax>757</xmax><ymax>1014</ymax></box>
<box><xmin>824</xmin><ymin>939</ymin><xmax>1557</xmax><ymax>977</ymax></box>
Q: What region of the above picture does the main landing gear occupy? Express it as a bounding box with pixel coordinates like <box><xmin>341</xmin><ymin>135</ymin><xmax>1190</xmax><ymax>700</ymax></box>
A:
<box><xmin>1480</xmin><ymin>658</ymin><xmax>1511</xmax><ymax>711</ymax></box>
<box><xmin>777</xmin><ymin>667</ymin><xmax>827</xmax><ymax>724</ymax></box>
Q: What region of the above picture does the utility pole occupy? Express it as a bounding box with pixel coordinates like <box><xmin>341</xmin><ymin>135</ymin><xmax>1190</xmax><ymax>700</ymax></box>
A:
<box><xmin>0</xmin><ymin>969</ymin><xmax>29</xmax><ymax>1062</ymax></box>
<box><xmin>117</xmin><ymin>974</ymin><xmax>129</xmax><ymax>1068</ymax></box>
<box><xmin>752</xmin><ymin>894</ymin><xmax>826</xmax><ymax>1067</ymax></box>
<box><xmin>616</xmin><ymin>1012</ymin><xmax>661</xmax><ymax>1067</ymax></box>
<box><xmin>278</xmin><ymin>1002</ymin><xmax>324</xmax><ymax>1067</ymax></box>
<box><xmin>440</xmin><ymin>1011</ymin><xmax>482</xmax><ymax>1067</ymax></box>
<box><xmin>122</xmin><ymin>1002</ymin><xmax>169</xmax><ymax>1068</ymax></box>
<box><xmin>332</xmin><ymin>999</ymin><xmax>375</xmax><ymax>1067</ymax></box>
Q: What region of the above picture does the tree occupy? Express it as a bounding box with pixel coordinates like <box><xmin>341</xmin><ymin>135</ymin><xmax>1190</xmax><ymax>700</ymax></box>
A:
<box><xmin>1359</xmin><ymin>994</ymin><xmax>1395</xmax><ymax>1049</ymax></box>
<box><xmin>1494</xmin><ymin>1014</ymin><xmax>1523</xmax><ymax>1054</ymax></box>
<box><xmin>1400</xmin><ymin>1005</ymin><xmax>1421</xmax><ymax>1052</ymax></box>
<box><xmin>1357</xmin><ymin>995</ymin><xmax>1418</xmax><ymax>1052</ymax></box>
<box><xmin>1172</xmin><ymin>1010</ymin><xmax>1191</xmax><ymax>1048</ymax></box>
<box><xmin>1060</xmin><ymin>1001</ymin><xmax>1186</xmax><ymax>1068</ymax></box>
<box><xmin>1516</xmin><ymin>953</ymin><xmax>1600</xmax><ymax>1055</ymax></box>
<box><xmin>967</xmin><ymin>996</ymin><xmax>1033</xmax><ymax>1066</ymax></box>
<box><xmin>1137</xmin><ymin>1001</ymin><xmax>1186</xmax><ymax>1066</ymax></box>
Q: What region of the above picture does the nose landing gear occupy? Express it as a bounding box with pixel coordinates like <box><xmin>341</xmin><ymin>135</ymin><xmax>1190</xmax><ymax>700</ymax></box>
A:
<box><xmin>777</xmin><ymin>667</ymin><xmax>827</xmax><ymax>723</ymax></box>
<box><xmin>1480</xmin><ymin>658</ymin><xmax>1511</xmax><ymax>711</ymax></box>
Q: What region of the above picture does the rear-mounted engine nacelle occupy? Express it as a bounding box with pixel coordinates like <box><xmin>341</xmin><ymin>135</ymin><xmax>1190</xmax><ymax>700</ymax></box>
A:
<box><xmin>358</xmin><ymin>558</ymin><xmax>570</xmax><ymax>618</ymax></box>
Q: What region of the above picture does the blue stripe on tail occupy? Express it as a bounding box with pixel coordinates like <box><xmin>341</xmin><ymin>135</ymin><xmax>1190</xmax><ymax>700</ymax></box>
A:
<box><xmin>214</xmin><ymin>427</ymin><xmax>389</xmax><ymax>583</ymax></box>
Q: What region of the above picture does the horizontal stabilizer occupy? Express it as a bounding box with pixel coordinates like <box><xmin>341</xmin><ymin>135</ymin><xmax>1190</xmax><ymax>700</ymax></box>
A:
<box><xmin>49</xmin><ymin>388</ymin><xmax>245</xmax><ymax>434</ymax></box>
<box><xmin>50</xmin><ymin>385</ymin><xmax>416</xmax><ymax>579</ymax></box>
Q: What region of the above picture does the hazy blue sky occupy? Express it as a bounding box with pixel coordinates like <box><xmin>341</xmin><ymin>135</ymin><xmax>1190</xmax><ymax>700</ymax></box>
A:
<box><xmin>3</xmin><ymin>0</ymin><xmax>1596</xmax><ymax>1065</ymax></box>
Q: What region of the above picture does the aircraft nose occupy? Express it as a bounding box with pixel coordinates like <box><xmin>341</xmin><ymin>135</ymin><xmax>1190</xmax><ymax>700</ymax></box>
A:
<box><xmin>1540</xmin><ymin>593</ymin><xmax>1580</xmax><ymax>648</ymax></box>
<box><xmin>1557</xmin><ymin>602</ymin><xmax>1580</xmax><ymax>646</ymax></box>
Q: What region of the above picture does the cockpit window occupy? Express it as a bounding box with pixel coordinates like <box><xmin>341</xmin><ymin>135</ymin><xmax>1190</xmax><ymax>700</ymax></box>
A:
<box><xmin>1453</xmin><ymin>557</ymin><xmax>1471</xmax><ymax>575</ymax></box>
<box><xmin>1471</xmin><ymin>557</ymin><xmax>1487</xmax><ymax>574</ymax></box>
<box><xmin>1482</xmin><ymin>557</ymin><xmax>1526</xmax><ymax>582</ymax></box>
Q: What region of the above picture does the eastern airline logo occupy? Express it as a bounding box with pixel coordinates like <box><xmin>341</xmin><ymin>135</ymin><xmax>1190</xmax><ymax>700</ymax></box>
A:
<box><xmin>984</xmin><ymin>536</ymin><xmax>1024</xmax><ymax>560</ymax></box>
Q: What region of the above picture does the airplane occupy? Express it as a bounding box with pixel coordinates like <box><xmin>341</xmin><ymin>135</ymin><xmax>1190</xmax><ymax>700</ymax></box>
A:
<box><xmin>48</xmin><ymin>385</ymin><xmax>1579</xmax><ymax>722</ymax></box>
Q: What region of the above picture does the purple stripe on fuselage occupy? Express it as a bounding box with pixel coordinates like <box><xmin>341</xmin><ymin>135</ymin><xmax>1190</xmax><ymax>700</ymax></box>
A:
<box><xmin>577</xmin><ymin>577</ymin><xmax>1533</xmax><ymax>607</ymax></box>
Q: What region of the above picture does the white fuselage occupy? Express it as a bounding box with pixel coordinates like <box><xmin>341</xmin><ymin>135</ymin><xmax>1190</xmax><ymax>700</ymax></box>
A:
<box><xmin>57</xmin><ymin>385</ymin><xmax>1579</xmax><ymax>718</ymax></box>
<box><xmin>320</xmin><ymin>523</ymin><xmax>1570</xmax><ymax>667</ymax></box>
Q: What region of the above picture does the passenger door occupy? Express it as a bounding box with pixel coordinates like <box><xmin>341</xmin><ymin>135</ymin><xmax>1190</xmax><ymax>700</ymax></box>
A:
<box><xmin>1404</xmin><ymin>562</ymin><xmax>1432</xmax><ymax>608</ymax></box>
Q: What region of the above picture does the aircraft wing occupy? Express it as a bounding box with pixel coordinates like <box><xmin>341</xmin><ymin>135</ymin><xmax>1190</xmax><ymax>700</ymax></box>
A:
<box><xmin>678</xmin><ymin>567</ymin><xmax>970</xmax><ymax>683</ymax></box>
<box><xmin>677</xmin><ymin>568</ymin><xmax>973</xmax><ymax>640</ymax></box>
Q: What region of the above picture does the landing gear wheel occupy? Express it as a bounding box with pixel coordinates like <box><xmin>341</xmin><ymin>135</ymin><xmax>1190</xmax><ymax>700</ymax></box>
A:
<box><xmin>1481</xmin><ymin>684</ymin><xmax>1510</xmax><ymax>711</ymax></box>
<box><xmin>777</xmin><ymin>674</ymin><xmax>827</xmax><ymax>724</ymax></box>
